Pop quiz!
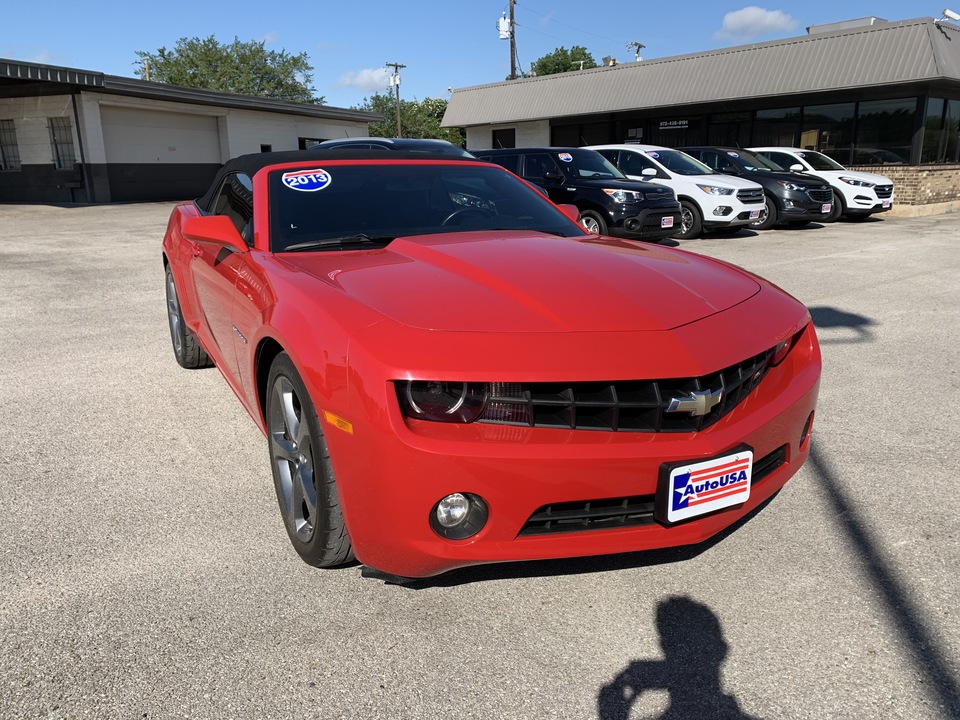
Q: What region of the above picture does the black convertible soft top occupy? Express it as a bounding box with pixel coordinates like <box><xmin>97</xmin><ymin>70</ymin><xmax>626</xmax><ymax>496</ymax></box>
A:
<box><xmin>196</xmin><ymin>149</ymin><xmax>480</xmax><ymax>212</ymax></box>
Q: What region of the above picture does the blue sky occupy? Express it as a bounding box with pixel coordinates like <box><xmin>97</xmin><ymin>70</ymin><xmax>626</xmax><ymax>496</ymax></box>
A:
<box><xmin>3</xmin><ymin>1</ymin><xmax>934</xmax><ymax>109</ymax></box>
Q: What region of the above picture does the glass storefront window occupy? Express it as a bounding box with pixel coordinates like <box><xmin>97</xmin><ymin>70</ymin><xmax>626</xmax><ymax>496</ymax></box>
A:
<box><xmin>854</xmin><ymin>98</ymin><xmax>916</xmax><ymax>165</ymax></box>
<box><xmin>753</xmin><ymin>107</ymin><xmax>800</xmax><ymax>147</ymax></box>
<box><xmin>921</xmin><ymin>98</ymin><xmax>960</xmax><ymax>164</ymax></box>
<box><xmin>800</xmin><ymin>103</ymin><xmax>855</xmax><ymax>164</ymax></box>
<box><xmin>708</xmin><ymin>112</ymin><xmax>751</xmax><ymax>147</ymax></box>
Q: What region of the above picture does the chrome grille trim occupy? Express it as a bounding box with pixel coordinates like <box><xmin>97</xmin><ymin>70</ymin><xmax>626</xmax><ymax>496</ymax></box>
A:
<box><xmin>478</xmin><ymin>346</ymin><xmax>776</xmax><ymax>433</ymax></box>
<box><xmin>736</xmin><ymin>188</ymin><xmax>764</xmax><ymax>204</ymax></box>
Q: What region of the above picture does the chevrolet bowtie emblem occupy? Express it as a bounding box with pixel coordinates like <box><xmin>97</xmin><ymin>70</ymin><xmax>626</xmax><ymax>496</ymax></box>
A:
<box><xmin>666</xmin><ymin>388</ymin><xmax>723</xmax><ymax>417</ymax></box>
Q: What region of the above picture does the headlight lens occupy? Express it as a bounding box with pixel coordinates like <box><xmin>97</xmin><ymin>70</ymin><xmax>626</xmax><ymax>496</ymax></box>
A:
<box><xmin>696</xmin><ymin>184</ymin><xmax>734</xmax><ymax>196</ymax></box>
<box><xmin>776</xmin><ymin>180</ymin><xmax>807</xmax><ymax>191</ymax></box>
<box><xmin>602</xmin><ymin>188</ymin><xmax>644</xmax><ymax>203</ymax></box>
<box><xmin>398</xmin><ymin>381</ymin><xmax>488</xmax><ymax>423</ymax></box>
<box><xmin>839</xmin><ymin>176</ymin><xmax>875</xmax><ymax>188</ymax></box>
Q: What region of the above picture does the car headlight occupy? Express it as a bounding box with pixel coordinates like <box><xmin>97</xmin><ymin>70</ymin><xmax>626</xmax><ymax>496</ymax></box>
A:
<box><xmin>696</xmin><ymin>184</ymin><xmax>734</xmax><ymax>196</ymax></box>
<box><xmin>398</xmin><ymin>381</ymin><xmax>488</xmax><ymax>423</ymax></box>
<box><xmin>775</xmin><ymin>180</ymin><xmax>808</xmax><ymax>191</ymax></box>
<box><xmin>602</xmin><ymin>188</ymin><xmax>644</xmax><ymax>203</ymax></box>
<box><xmin>839</xmin><ymin>176</ymin><xmax>875</xmax><ymax>188</ymax></box>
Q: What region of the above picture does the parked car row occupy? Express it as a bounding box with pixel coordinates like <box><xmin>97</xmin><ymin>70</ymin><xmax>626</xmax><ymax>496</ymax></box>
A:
<box><xmin>476</xmin><ymin>144</ymin><xmax>896</xmax><ymax>240</ymax></box>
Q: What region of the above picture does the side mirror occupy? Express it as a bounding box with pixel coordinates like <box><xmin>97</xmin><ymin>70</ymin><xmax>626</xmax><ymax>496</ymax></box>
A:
<box><xmin>556</xmin><ymin>204</ymin><xmax>581</xmax><ymax>224</ymax></box>
<box><xmin>543</xmin><ymin>170</ymin><xmax>564</xmax><ymax>183</ymax></box>
<box><xmin>181</xmin><ymin>214</ymin><xmax>248</xmax><ymax>253</ymax></box>
<box><xmin>790</xmin><ymin>163</ymin><xmax>805</xmax><ymax>172</ymax></box>
<box><xmin>642</xmin><ymin>168</ymin><xmax>658</xmax><ymax>177</ymax></box>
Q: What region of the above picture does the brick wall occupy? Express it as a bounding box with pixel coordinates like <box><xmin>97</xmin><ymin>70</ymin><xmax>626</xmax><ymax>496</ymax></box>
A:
<box><xmin>847</xmin><ymin>165</ymin><xmax>960</xmax><ymax>205</ymax></box>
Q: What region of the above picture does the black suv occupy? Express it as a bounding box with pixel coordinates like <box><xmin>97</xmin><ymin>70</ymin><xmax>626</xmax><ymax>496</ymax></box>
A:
<box><xmin>679</xmin><ymin>147</ymin><xmax>834</xmax><ymax>230</ymax></box>
<box><xmin>473</xmin><ymin>147</ymin><xmax>681</xmax><ymax>241</ymax></box>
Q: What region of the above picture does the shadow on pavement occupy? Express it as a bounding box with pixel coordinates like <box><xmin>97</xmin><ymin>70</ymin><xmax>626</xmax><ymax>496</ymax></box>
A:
<box><xmin>808</xmin><ymin>306</ymin><xmax>876</xmax><ymax>344</ymax></box>
<box><xmin>597</xmin><ymin>596</ymin><xmax>763</xmax><ymax>720</ymax></box>
<box><xmin>809</xmin><ymin>447</ymin><xmax>960</xmax><ymax>718</ymax></box>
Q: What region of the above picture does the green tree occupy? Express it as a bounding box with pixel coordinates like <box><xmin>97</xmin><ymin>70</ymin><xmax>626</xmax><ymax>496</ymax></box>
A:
<box><xmin>135</xmin><ymin>36</ymin><xmax>323</xmax><ymax>104</ymax></box>
<box><xmin>530</xmin><ymin>45</ymin><xmax>598</xmax><ymax>76</ymax></box>
<box><xmin>355</xmin><ymin>93</ymin><xmax>465</xmax><ymax>146</ymax></box>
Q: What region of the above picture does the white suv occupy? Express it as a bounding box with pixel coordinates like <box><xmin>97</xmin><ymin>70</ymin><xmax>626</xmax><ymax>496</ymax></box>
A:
<box><xmin>749</xmin><ymin>147</ymin><xmax>894</xmax><ymax>222</ymax></box>
<box><xmin>588</xmin><ymin>144</ymin><xmax>766</xmax><ymax>239</ymax></box>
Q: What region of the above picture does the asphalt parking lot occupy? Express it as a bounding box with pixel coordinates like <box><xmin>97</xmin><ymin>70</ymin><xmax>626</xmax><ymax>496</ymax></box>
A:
<box><xmin>1</xmin><ymin>203</ymin><xmax>958</xmax><ymax>719</ymax></box>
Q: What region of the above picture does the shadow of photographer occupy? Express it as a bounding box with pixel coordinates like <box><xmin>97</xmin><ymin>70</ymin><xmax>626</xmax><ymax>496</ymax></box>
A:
<box><xmin>598</xmin><ymin>596</ymin><xmax>763</xmax><ymax>720</ymax></box>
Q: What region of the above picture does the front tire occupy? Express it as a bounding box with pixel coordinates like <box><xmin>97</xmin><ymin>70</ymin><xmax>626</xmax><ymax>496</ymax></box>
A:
<box><xmin>266</xmin><ymin>353</ymin><xmax>354</xmax><ymax>568</ymax></box>
<box><xmin>750</xmin><ymin>195</ymin><xmax>778</xmax><ymax>231</ymax></box>
<box><xmin>165</xmin><ymin>266</ymin><xmax>212</xmax><ymax>369</ymax></box>
<box><xmin>579</xmin><ymin>209</ymin><xmax>608</xmax><ymax>236</ymax></box>
<box><xmin>674</xmin><ymin>200</ymin><xmax>703</xmax><ymax>240</ymax></box>
<box><xmin>824</xmin><ymin>191</ymin><xmax>844</xmax><ymax>222</ymax></box>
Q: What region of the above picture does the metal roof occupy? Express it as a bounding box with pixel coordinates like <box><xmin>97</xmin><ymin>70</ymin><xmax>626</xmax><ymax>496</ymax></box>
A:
<box><xmin>442</xmin><ymin>17</ymin><xmax>957</xmax><ymax>127</ymax></box>
<box><xmin>0</xmin><ymin>58</ymin><xmax>380</xmax><ymax>123</ymax></box>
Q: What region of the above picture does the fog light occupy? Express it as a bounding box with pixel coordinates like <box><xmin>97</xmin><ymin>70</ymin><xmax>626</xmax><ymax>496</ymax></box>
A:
<box><xmin>712</xmin><ymin>206</ymin><xmax>732</xmax><ymax>216</ymax></box>
<box><xmin>436</xmin><ymin>493</ymin><xmax>470</xmax><ymax>528</ymax></box>
<box><xmin>783</xmin><ymin>200</ymin><xmax>796</xmax><ymax>209</ymax></box>
<box><xmin>430</xmin><ymin>493</ymin><xmax>489</xmax><ymax>540</ymax></box>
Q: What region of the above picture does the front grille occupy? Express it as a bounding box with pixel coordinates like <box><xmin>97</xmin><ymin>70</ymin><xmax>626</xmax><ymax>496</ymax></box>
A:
<box><xmin>875</xmin><ymin>185</ymin><xmax>893</xmax><ymax>199</ymax></box>
<box><xmin>736</xmin><ymin>188</ymin><xmax>764</xmax><ymax>204</ymax></box>
<box><xmin>518</xmin><ymin>444</ymin><xmax>788</xmax><ymax>536</ymax></box>
<box><xmin>479</xmin><ymin>347</ymin><xmax>775</xmax><ymax>433</ymax></box>
<box><xmin>806</xmin><ymin>188</ymin><xmax>833</xmax><ymax>203</ymax></box>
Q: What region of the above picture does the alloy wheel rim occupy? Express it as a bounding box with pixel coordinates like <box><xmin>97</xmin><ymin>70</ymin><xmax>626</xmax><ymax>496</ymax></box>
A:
<box><xmin>581</xmin><ymin>216</ymin><xmax>600</xmax><ymax>233</ymax></box>
<box><xmin>165</xmin><ymin>273</ymin><xmax>183</xmax><ymax>356</ymax></box>
<box><xmin>269</xmin><ymin>376</ymin><xmax>318</xmax><ymax>543</ymax></box>
<box><xmin>681</xmin><ymin>207</ymin><xmax>693</xmax><ymax>234</ymax></box>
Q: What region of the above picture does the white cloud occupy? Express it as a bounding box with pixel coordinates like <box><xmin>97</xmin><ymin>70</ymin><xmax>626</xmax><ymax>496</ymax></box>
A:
<box><xmin>717</xmin><ymin>6</ymin><xmax>797</xmax><ymax>39</ymax></box>
<box><xmin>335</xmin><ymin>67</ymin><xmax>391</xmax><ymax>92</ymax></box>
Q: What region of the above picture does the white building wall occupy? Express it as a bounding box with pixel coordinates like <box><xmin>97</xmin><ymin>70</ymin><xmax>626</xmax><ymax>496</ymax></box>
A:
<box><xmin>220</xmin><ymin>109</ymin><xmax>368</xmax><ymax>156</ymax></box>
<box><xmin>465</xmin><ymin>120</ymin><xmax>550</xmax><ymax>150</ymax></box>
<box><xmin>0</xmin><ymin>95</ymin><xmax>78</xmax><ymax>165</ymax></box>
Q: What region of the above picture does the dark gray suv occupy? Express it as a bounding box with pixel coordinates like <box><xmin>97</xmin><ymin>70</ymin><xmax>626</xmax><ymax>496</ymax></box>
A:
<box><xmin>680</xmin><ymin>147</ymin><xmax>834</xmax><ymax>230</ymax></box>
<box><xmin>474</xmin><ymin>147</ymin><xmax>682</xmax><ymax>241</ymax></box>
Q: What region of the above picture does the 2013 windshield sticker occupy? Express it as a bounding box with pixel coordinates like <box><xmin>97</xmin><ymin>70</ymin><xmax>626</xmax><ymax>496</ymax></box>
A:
<box><xmin>557</xmin><ymin>152</ymin><xmax>573</xmax><ymax>162</ymax></box>
<box><xmin>282</xmin><ymin>169</ymin><xmax>332</xmax><ymax>191</ymax></box>
<box><xmin>727</xmin><ymin>151</ymin><xmax>739</xmax><ymax>158</ymax></box>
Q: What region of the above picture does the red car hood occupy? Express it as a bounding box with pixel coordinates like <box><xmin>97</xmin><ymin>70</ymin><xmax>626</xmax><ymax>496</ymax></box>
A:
<box><xmin>279</xmin><ymin>231</ymin><xmax>760</xmax><ymax>333</ymax></box>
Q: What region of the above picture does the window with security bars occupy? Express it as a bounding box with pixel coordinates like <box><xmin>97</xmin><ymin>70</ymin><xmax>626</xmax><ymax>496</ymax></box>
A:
<box><xmin>0</xmin><ymin>120</ymin><xmax>21</xmax><ymax>171</ymax></box>
<box><xmin>48</xmin><ymin>117</ymin><xmax>77</xmax><ymax>169</ymax></box>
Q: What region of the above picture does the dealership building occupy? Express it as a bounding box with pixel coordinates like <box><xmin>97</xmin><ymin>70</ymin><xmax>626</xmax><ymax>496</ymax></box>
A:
<box><xmin>0</xmin><ymin>59</ymin><xmax>380</xmax><ymax>203</ymax></box>
<box><xmin>443</xmin><ymin>16</ymin><xmax>960</xmax><ymax>213</ymax></box>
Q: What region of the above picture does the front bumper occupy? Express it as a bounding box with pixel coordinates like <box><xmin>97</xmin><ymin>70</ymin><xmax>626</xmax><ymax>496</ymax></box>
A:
<box><xmin>326</xmin><ymin>320</ymin><xmax>821</xmax><ymax>579</ymax></box>
<box><xmin>607</xmin><ymin>201</ymin><xmax>683</xmax><ymax>240</ymax></box>
<box><xmin>776</xmin><ymin>190</ymin><xmax>833</xmax><ymax>223</ymax></box>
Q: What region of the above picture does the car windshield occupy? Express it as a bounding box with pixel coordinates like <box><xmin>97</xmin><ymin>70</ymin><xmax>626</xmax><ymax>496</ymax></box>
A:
<box><xmin>798</xmin><ymin>151</ymin><xmax>846</xmax><ymax>171</ymax></box>
<box><xmin>650</xmin><ymin>149</ymin><xmax>715</xmax><ymax>176</ymax></box>
<box><xmin>562</xmin><ymin>151</ymin><xmax>623</xmax><ymax>180</ymax></box>
<box><xmin>729</xmin><ymin>149</ymin><xmax>783</xmax><ymax>173</ymax></box>
<box><xmin>268</xmin><ymin>163</ymin><xmax>584</xmax><ymax>252</ymax></box>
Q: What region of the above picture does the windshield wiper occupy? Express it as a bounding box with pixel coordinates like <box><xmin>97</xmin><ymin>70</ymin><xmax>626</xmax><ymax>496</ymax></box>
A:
<box><xmin>283</xmin><ymin>234</ymin><xmax>392</xmax><ymax>252</ymax></box>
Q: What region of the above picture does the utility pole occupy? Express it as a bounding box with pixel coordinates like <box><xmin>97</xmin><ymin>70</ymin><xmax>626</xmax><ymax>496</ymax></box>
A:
<box><xmin>509</xmin><ymin>0</ymin><xmax>517</xmax><ymax>80</ymax></box>
<box><xmin>498</xmin><ymin>1</ymin><xmax>517</xmax><ymax>79</ymax></box>
<box><xmin>386</xmin><ymin>62</ymin><xmax>405</xmax><ymax>137</ymax></box>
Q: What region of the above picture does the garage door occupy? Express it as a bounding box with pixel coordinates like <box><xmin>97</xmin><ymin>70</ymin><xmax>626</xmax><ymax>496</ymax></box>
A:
<box><xmin>100</xmin><ymin>106</ymin><xmax>221</xmax><ymax>201</ymax></box>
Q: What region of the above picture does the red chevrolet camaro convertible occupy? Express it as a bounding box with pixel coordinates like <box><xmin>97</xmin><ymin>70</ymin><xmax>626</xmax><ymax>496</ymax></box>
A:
<box><xmin>162</xmin><ymin>149</ymin><xmax>820</xmax><ymax>580</ymax></box>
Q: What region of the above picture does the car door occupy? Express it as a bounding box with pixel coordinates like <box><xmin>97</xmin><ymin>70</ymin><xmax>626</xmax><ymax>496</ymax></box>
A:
<box><xmin>188</xmin><ymin>172</ymin><xmax>253</xmax><ymax>385</ymax></box>
<box><xmin>520</xmin><ymin>152</ymin><xmax>570</xmax><ymax>204</ymax></box>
